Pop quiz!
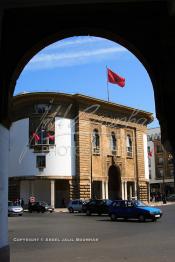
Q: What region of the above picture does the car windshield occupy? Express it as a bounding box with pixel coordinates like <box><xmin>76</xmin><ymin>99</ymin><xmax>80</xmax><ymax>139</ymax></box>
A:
<box><xmin>134</xmin><ymin>200</ymin><xmax>146</xmax><ymax>207</ymax></box>
<box><xmin>106</xmin><ymin>200</ymin><xmax>112</xmax><ymax>206</ymax></box>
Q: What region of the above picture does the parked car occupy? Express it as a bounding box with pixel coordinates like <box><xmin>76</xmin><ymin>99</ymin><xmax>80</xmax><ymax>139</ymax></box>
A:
<box><xmin>166</xmin><ymin>194</ymin><xmax>175</xmax><ymax>202</ymax></box>
<box><xmin>82</xmin><ymin>199</ymin><xmax>112</xmax><ymax>215</ymax></box>
<box><xmin>8</xmin><ymin>201</ymin><xmax>23</xmax><ymax>216</ymax></box>
<box><xmin>28</xmin><ymin>201</ymin><xmax>54</xmax><ymax>213</ymax></box>
<box><xmin>67</xmin><ymin>199</ymin><xmax>88</xmax><ymax>213</ymax></box>
<box><xmin>109</xmin><ymin>200</ymin><xmax>163</xmax><ymax>222</ymax></box>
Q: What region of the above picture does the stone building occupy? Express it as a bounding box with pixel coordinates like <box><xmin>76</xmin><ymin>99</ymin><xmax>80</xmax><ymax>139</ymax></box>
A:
<box><xmin>147</xmin><ymin>127</ymin><xmax>175</xmax><ymax>199</ymax></box>
<box><xmin>8</xmin><ymin>92</ymin><xmax>153</xmax><ymax>207</ymax></box>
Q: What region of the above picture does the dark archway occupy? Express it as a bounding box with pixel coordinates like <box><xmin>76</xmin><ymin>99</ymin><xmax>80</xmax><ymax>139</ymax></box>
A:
<box><xmin>1</xmin><ymin>2</ymin><xmax>175</xmax><ymax>261</ymax></box>
<box><xmin>108</xmin><ymin>165</ymin><xmax>121</xmax><ymax>200</ymax></box>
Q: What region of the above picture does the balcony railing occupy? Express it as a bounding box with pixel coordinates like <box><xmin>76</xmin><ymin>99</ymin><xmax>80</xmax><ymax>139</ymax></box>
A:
<box><xmin>93</xmin><ymin>147</ymin><xmax>100</xmax><ymax>154</ymax></box>
<box><xmin>32</xmin><ymin>144</ymin><xmax>55</xmax><ymax>153</ymax></box>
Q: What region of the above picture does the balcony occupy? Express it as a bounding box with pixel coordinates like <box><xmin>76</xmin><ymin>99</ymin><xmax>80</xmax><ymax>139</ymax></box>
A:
<box><xmin>32</xmin><ymin>144</ymin><xmax>55</xmax><ymax>153</ymax></box>
<box><xmin>111</xmin><ymin>150</ymin><xmax>117</xmax><ymax>156</ymax></box>
<box><xmin>93</xmin><ymin>147</ymin><xmax>100</xmax><ymax>155</ymax></box>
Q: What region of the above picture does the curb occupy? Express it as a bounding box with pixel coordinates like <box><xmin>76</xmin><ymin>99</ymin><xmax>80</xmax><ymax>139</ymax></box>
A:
<box><xmin>149</xmin><ymin>202</ymin><xmax>175</xmax><ymax>207</ymax></box>
<box><xmin>54</xmin><ymin>209</ymin><xmax>68</xmax><ymax>213</ymax></box>
<box><xmin>24</xmin><ymin>209</ymin><xmax>69</xmax><ymax>213</ymax></box>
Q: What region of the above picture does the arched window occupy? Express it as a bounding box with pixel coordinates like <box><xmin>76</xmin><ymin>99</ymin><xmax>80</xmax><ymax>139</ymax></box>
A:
<box><xmin>126</xmin><ymin>134</ymin><xmax>132</xmax><ymax>157</ymax></box>
<box><xmin>92</xmin><ymin>129</ymin><xmax>100</xmax><ymax>153</ymax></box>
<box><xmin>110</xmin><ymin>132</ymin><xmax>117</xmax><ymax>154</ymax></box>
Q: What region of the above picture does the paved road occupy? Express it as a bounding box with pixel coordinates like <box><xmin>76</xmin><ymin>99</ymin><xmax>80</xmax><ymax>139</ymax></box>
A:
<box><xmin>9</xmin><ymin>204</ymin><xmax>175</xmax><ymax>262</ymax></box>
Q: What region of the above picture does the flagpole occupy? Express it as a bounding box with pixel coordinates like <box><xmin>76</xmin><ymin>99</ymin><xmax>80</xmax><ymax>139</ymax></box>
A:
<box><xmin>106</xmin><ymin>66</ymin><xmax>110</xmax><ymax>102</ymax></box>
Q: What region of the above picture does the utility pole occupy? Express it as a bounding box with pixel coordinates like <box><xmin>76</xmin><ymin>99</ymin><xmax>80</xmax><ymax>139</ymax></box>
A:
<box><xmin>173</xmin><ymin>155</ymin><xmax>175</xmax><ymax>194</ymax></box>
<box><xmin>90</xmin><ymin>134</ymin><xmax>94</xmax><ymax>199</ymax></box>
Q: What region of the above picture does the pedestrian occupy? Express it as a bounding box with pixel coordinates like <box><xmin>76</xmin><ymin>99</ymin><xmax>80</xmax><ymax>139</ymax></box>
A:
<box><xmin>62</xmin><ymin>198</ymin><xmax>66</xmax><ymax>208</ymax></box>
<box><xmin>21</xmin><ymin>198</ymin><xmax>24</xmax><ymax>208</ymax></box>
<box><xmin>152</xmin><ymin>195</ymin><xmax>155</xmax><ymax>202</ymax></box>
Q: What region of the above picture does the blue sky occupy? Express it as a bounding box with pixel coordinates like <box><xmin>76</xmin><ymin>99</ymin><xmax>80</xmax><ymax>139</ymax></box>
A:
<box><xmin>15</xmin><ymin>36</ymin><xmax>159</xmax><ymax>128</ymax></box>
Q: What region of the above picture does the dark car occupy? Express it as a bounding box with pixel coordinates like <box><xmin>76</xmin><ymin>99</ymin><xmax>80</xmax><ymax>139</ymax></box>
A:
<box><xmin>109</xmin><ymin>200</ymin><xmax>162</xmax><ymax>222</ymax></box>
<box><xmin>28</xmin><ymin>201</ymin><xmax>54</xmax><ymax>213</ymax></box>
<box><xmin>82</xmin><ymin>199</ymin><xmax>112</xmax><ymax>215</ymax></box>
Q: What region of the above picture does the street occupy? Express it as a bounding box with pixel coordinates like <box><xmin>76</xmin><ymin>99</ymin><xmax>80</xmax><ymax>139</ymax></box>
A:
<box><xmin>9</xmin><ymin>204</ymin><xmax>175</xmax><ymax>262</ymax></box>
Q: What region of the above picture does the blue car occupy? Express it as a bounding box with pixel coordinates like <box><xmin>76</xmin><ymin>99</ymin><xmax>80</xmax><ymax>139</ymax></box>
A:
<box><xmin>109</xmin><ymin>200</ymin><xmax>162</xmax><ymax>222</ymax></box>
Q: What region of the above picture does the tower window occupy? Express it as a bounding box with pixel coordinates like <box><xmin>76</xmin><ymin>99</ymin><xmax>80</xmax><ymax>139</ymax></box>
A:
<box><xmin>126</xmin><ymin>134</ymin><xmax>132</xmax><ymax>157</ymax></box>
<box><xmin>110</xmin><ymin>132</ymin><xmax>117</xmax><ymax>154</ymax></box>
<box><xmin>36</xmin><ymin>155</ymin><xmax>46</xmax><ymax>168</ymax></box>
<box><xmin>92</xmin><ymin>129</ymin><xmax>100</xmax><ymax>154</ymax></box>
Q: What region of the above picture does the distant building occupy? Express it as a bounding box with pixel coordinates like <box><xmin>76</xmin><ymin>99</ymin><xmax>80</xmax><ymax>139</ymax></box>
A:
<box><xmin>147</xmin><ymin>127</ymin><xmax>174</xmax><ymax>199</ymax></box>
<box><xmin>8</xmin><ymin>92</ymin><xmax>153</xmax><ymax>207</ymax></box>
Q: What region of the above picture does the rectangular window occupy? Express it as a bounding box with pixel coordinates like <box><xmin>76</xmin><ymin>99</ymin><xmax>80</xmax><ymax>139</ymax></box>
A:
<box><xmin>156</xmin><ymin>144</ymin><xmax>163</xmax><ymax>153</ymax></box>
<box><xmin>149</xmin><ymin>170</ymin><xmax>152</xmax><ymax>179</ymax></box>
<box><xmin>36</xmin><ymin>155</ymin><xmax>46</xmax><ymax>168</ymax></box>
<box><xmin>158</xmin><ymin>157</ymin><xmax>163</xmax><ymax>165</ymax></box>
<box><xmin>31</xmin><ymin>129</ymin><xmax>55</xmax><ymax>146</ymax></box>
<box><xmin>156</xmin><ymin>169</ymin><xmax>163</xmax><ymax>179</ymax></box>
<box><xmin>169</xmin><ymin>169</ymin><xmax>174</xmax><ymax>177</ymax></box>
<box><xmin>126</xmin><ymin>134</ymin><xmax>132</xmax><ymax>157</ymax></box>
<box><xmin>149</xmin><ymin>158</ymin><xmax>151</xmax><ymax>167</ymax></box>
<box><xmin>168</xmin><ymin>154</ymin><xmax>173</xmax><ymax>165</ymax></box>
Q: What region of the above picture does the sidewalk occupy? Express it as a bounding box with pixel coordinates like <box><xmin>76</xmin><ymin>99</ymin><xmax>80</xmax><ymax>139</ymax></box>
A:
<box><xmin>149</xmin><ymin>201</ymin><xmax>175</xmax><ymax>207</ymax></box>
<box><xmin>24</xmin><ymin>208</ymin><xmax>69</xmax><ymax>213</ymax></box>
<box><xmin>54</xmin><ymin>208</ymin><xmax>68</xmax><ymax>213</ymax></box>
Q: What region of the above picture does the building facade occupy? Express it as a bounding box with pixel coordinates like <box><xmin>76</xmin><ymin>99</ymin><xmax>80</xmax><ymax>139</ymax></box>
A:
<box><xmin>8</xmin><ymin>92</ymin><xmax>153</xmax><ymax>207</ymax></box>
<box><xmin>147</xmin><ymin>127</ymin><xmax>175</xmax><ymax>199</ymax></box>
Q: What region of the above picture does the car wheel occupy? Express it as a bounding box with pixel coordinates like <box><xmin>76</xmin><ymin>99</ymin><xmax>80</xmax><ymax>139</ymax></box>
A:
<box><xmin>138</xmin><ymin>215</ymin><xmax>145</xmax><ymax>222</ymax></box>
<box><xmin>19</xmin><ymin>214</ymin><xmax>23</xmax><ymax>216</ymax></box>
<box><xmin>86</xmin><ymin>210</ymin><xmax>91</xmax><ymax>216</ymax></box>
<box><xmin>69</xmin><ymin>207</ymin><xmax>74</xmax><ymax>213</ymax></box>
<box><xmin>110</xmin><ymin>213</ymin><xmax>117</xmax><ymax>221</ymax></box>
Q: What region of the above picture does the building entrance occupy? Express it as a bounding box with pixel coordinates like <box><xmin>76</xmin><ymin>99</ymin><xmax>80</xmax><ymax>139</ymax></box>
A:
<box><xmin>108</xmin><ymin>165</ymin><xmax>121</xmax><ymax>200</ymax></box>
<box><xmin>55</xmin><ymin>180</ymin><xmax>70</xmax><ymax>208</ymax></box>
<box><xmin>92</xmin><ymin>181</ymin><xmax>102</xmax><ymax>199</ymax></box>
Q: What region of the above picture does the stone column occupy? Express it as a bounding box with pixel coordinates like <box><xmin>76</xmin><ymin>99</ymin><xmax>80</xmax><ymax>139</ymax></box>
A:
<box><xmin>102</xmin><ymin>181</ymin><xmax>105</xmax><ymax>199</ymax></box>
<box><xmin>124</xmin><ymin>181</ymin><xmax>127</xmax><ymax>200</ymax></box>
<box><xmin>105</xmin><ymin>181</ymin><xmax>108</xmax><ymax>199</ymax></box>
<box><xmin>0</xmin><ymin>124</ymin><xmax>10</xmax><ymax>262</ymax></box>
<box><xmin>122</xmin><ymin>181</ymin><xmax>125</xmax><ymax>200</ymax></box>
<box><xmin>130</xmin><ymin>184</ymin><xmax>133</xmax><ymax>199</ymax></box>
<box><xmin>51</xmin><ymin>180</ymin><xmax>55</xmax><ymax>208</ymax></box>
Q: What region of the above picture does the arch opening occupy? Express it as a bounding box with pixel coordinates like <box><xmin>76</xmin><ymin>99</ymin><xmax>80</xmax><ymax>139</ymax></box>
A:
<box><xmin>8</xmin><ymin>34</ymin><xmax>159</xmax><ymax>208</ymax></box>
<box><xmin>108</xmin><ymin>165</ymin><xmax>121</xmax><ymax>200</ymax></box>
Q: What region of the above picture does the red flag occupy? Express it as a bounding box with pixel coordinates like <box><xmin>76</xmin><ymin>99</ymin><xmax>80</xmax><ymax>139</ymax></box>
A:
<box><xmin>47</xmin><ymin>132</ymin><xmax>55</xmax><ymax>141</ymax></box>
<box><xmin>148</xmin><ymin>148</ymin><xmax>153</xmax><ymax>157</ymax></box>
<box><xmin>107</xmin><ymin>68</ymin><xmax>125</xmax><ymax>87</ymax></box>
<box><xmin>32</xmin><ymin>132</ymin><xmax>40</xmax><ymax>141</ymax></box>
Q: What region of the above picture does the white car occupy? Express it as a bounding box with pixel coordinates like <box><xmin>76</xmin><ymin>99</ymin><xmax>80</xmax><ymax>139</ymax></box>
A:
<box><xmin>8</xmin><ymin>201</ymin><xmax>23</xmax><ymax>216</ymax></box>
